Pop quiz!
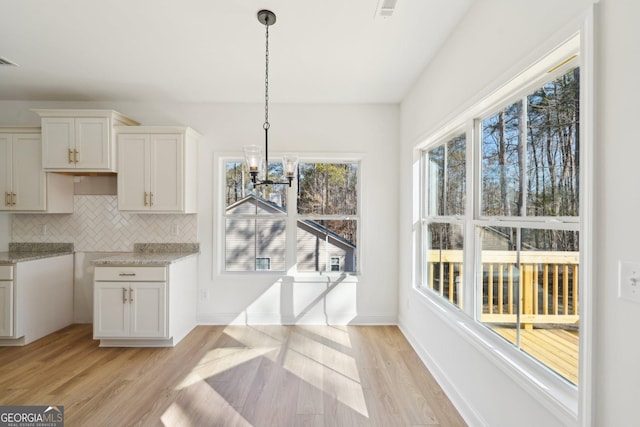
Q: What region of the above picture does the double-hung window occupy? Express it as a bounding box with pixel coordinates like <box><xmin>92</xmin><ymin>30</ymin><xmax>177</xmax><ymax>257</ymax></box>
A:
<box><xmin>222</xmin><ymin>158</ymin><xmax>360</xmax><ymax>274</ymax></box>
<box><xmin>296</xmin><ymin>161</ymin><xmax>358</xmax><ymax>273</ymax></box>
<box><xmin>477</xmin><ymin>67</ymin><xmax>580</xmax><ymax>385</ymax></box>
<box><xmin>422</xmin><ymin>134</ymin><xmax>466</xmax><ymax>308</ymax></box>
<box><xmin>419</xmin><ymin>38</ymin><xmax>583</xmax><ymax>387</ymax></box>
<box><xmin>224</xmin><ymin>160</ymin><xmax>287</xmax><ymax>272</ymax></box>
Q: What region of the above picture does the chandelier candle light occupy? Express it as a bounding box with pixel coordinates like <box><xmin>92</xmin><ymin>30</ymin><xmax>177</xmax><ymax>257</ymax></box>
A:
<box><xmin>244</xmin><ymin>10</ymin><xmax>298</xmax><ymax>187</ymax></box>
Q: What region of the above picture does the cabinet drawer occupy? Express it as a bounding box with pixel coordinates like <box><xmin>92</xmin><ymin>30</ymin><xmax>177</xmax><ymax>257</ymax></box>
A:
<box><xmin>94</xmin><ymin>266</ymin><xmax>166</xmax><ymax>282</ymax></box>
<box><xmin>0</xmin><ymin>265</ymin><xmax>13</xmax><ymax>280</ymax></box>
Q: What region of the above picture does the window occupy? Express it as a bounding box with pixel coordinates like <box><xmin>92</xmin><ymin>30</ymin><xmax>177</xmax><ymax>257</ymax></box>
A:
<box><xmin>222</xmin><ymin>158</ymin><xmax>360</xmax><ymax>274</ymax></box>
<box><xmin>256</xmin><ymin>257</ymin><xmax>271</xmax><ymax>271</ymax></box>
<box><xmin>422</xmin><ymin>134</ymin><xmax>466</xmax><ymax>308</ymax></box>
<box><xmin>296</xmin><ymin>162</ymin><xmax>358</xmax><ymax>273</ymax></box>
<box><xmin>419</xmin><ymin>53</ymin><xmax>582</xmax><ymax>386</ymax></box>
<box><xmin>224</xmin><ymin>161</ymin><xmax>287</xmax><ymax>272</ymax></box>
<box><xmin>478</xmin><ymin>68</ymin><xmax>580</xmax><ymax>385</ymax></box>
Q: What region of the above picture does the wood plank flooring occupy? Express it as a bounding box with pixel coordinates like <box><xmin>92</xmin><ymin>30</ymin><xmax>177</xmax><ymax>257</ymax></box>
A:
<box><xmin>0</xmin><ymin>324</ymin><xmax>465</xmax><ymax>426</ymax></box>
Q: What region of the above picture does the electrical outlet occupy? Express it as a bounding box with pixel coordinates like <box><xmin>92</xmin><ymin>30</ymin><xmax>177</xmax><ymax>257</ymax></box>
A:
<box><xmin>200</xmin><ymin>289</ymin><xmax>208</xmax><ymax>301</ymax></box>
<box><xmin>619</xmin><ymin>261</ymin><xmax>640</xmax><ymax>303</ymax></box>
<box><xmin>171</xmin><ymin>223</ymin><xmax>179</xmax><ymax>236</ymax></box>
<box><xmin>39</xmin><ymin>224</ymin><xmax>47</xmax><ymax>236</ymax></box>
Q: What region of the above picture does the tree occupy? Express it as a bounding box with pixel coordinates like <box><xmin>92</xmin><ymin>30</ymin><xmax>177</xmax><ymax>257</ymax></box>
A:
<box><xmin>297</xmin><ymin>162</ymin><xmax>358</xmax><ymax>244</ymax></box>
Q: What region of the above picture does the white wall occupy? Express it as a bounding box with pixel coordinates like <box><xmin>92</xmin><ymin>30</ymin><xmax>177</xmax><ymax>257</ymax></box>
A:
<box><xmin>399</xmin><ymin>0</ymin><xmax>640</xmax><ymax>426</ymax></box>
<box><xmin>0</xmin><ymin>100</ymin><xmax>399</xmax><ymax>325</ymax></box>
<box><xmin>594</xmin><ymin>0</ymin><xmax>640</xmax><ymax>425</ymax></box>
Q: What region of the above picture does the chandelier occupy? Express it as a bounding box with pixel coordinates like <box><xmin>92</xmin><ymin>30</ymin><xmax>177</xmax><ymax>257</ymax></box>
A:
<box><xmin>243</xmin><ymin>10</ymin><xmax>298</xmax><ymax>187</ymax></box>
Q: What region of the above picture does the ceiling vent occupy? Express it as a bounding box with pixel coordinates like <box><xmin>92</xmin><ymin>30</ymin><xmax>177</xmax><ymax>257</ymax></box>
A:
<box><xmin>374</xmin><ymin>0</ymin><xmax>398</xmax><ymax>18</ymax></box>
<box><xmin>0</xmin><ymin>57</ymin><xmax>18</xmax><ymax>66</ymax></box>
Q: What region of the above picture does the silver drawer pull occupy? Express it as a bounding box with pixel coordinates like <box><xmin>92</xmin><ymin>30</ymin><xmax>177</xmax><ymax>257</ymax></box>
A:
<box><xmin>118</xmin><ymin>273</ymin><xmax>137</xmax><ymax>276</ymax></box>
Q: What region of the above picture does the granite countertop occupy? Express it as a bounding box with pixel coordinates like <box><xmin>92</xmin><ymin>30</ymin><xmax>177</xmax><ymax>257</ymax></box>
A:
<box><xmin>0</xmin><ymin>243</ymin><xmax>74</xmax><ymax>264</ymax></box>
<box><xmin>91</xmin><ymin>243</ymin><xmax>200</xmax><ymax>266</ymax></box>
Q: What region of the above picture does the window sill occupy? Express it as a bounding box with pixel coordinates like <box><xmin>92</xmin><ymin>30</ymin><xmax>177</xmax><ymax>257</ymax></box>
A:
<box><xmin>217</xmin><ymin>270</ymin><xmax>360</xmax><ymax>283</ymax></box>
<box><xmin>413</xmin><ymin>287</ymin><xmax>578</xmax><ymax>424</ymax></box>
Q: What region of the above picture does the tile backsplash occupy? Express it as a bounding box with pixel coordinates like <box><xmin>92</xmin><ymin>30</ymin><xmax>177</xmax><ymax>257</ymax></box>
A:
<box><xmin>12</xmin><ymin>195</ymin><xmax>197</xmax><ymax>252</ymax></box>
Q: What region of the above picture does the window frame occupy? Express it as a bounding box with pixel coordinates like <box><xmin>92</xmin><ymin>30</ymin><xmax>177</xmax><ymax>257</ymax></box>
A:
<box><xmin>295</xmin><ymin>159</ymin><xmax>361</xmax><ymax>274</ymax></box>
<box><xmin>414</xmin><ymin>26</ymin><xmax>594</xmax><ymax>423</ymax></box>
<box><xmin>330</xmin><ymin>257</ymin><xmax>340</xmax><ymax>272</ymax></box>
<box><xmin>420</xmin><ymin>128</ymin><xmax>467</xmax><ymax>309</ymax></box>
<box><xmin>216</xmin><ymin>152</ymin><xmax>364</xmax><ymax>277</ymax></box>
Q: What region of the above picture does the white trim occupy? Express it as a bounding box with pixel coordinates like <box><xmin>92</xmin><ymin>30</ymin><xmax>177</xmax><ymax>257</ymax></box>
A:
<box><xmin>215</xmin><ymin>152</ymin><xmax>363</xmax><ymax>277</ymax></box>
<box><xmin>405</xmin><ymin>287</ymin><xmax>579</xmax><ymax>424</ymax></box>
<box><xmin>196</xmin><ymin>312</ymin><xmax>396</xmax><ymax>326</ymax></box>
<box><xmin>398</xmin><ymin>321</ymin><xmax>488</xmax><ymax>427</ymax></box>
<box><xmin>413</xmin><ymin>14</ymin><xmax>586</xmax><ymax>152</ymax></box>
<box><xmin>576</xmin><ymin>6</ymin><xmax>595</xmax><ymax>427</ymax></box>
<box><xmin>474</xmin><ymin>218</ymin><xmax>580</xmax><ymax>231</ymax></box>
<box><xmin>411</xmin><ymin>7</ymin><xmax>594</xmax><ymax>424</ymax></box>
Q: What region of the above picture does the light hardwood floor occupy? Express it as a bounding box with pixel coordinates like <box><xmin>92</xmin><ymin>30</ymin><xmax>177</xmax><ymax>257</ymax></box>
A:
<box><xmin>0</xmin><ymin>324</ymin><xmax>466</xmax><ymax>426</ymax></box>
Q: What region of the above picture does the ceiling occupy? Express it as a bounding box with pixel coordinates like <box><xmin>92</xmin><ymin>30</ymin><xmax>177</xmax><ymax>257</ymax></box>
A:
<box><xmin>0</xmin><ymin>0</ymin><xmax>473</xmax><ymax>104</ymax></box>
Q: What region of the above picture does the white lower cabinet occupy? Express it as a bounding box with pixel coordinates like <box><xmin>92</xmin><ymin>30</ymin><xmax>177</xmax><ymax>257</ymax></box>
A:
<box><xmin>0</xmin><ymin>267</ymin><xmax>14</xmax><ymax>337</ymax></box>
<box><xmin>93</xmin><ymin>257</ymin><xmax>197</xmax><ymax>347</ymax></box>
<box><xmin>0</xmin><ymin>255</ymin><xmax>74</xmax><ymax>346</ymax></box>
<box><xmin>94</xmin><ymin>281</ymin><xmax>166</xmax><ymax>338</ymax></box>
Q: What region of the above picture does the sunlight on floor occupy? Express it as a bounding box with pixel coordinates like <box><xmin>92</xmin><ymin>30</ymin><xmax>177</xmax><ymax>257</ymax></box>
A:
<box><xmin>175</xmin><ymin>346</ymin><xmax>278</xmax><ymax>390</ymax></box>
<box><xmin>169</xmin><ymin>324</ymin><xmax>370</xmax><ymax>420</ymax></box>
<box><xmin>164</xmin><ymin>374</ymin><xmax>252</xmax><ymax>427</ymax></box>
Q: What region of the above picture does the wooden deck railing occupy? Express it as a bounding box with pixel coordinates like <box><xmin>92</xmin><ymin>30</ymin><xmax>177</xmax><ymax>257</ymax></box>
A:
<box><xmin>427</xmin><ymin>250</ymin><xmax>579</xmax><ymax>328</ymax></box>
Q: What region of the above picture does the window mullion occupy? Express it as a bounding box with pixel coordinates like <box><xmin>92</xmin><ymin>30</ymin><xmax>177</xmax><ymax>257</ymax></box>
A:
<box><xmin>418</xmin><ymin>152</ymin><xmax>427</xmax><ymax>289</ymax></box>
<box><xmin>520</xmin><ymin>95</ymin><xmax>528</xmax><ymax>216</ymax></box>
<box><xmin>443</xmin><ymin>142</ymin><xmax>448</xmax><ymax>216</ymax></box>
<box><xmin>465</xmin><ymin>118</ymin><xmax>480</xmax><ymax>317</ymax></box>
<box><xmin>286</xmin><ymin>181</ymin><xmax>298</xmax><ymax>274</ymax></box>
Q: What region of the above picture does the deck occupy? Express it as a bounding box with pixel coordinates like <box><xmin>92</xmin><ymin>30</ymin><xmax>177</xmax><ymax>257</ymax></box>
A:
<box><xmin>426</xmin><ymin>249</ymin><xmax>580</xmax><ymax>384</ymax></box>
<box><xmin>491</xmin><ymin>326</ymin><xmax>579</xmax><ymax>384</ymax></box>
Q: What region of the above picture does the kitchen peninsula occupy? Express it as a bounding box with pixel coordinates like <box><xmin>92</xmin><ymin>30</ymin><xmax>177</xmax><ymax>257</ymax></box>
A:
<box><xmin>0</xmin><ymin>242</ymin><xmax>74</xmax><ymax>345</ymax></box>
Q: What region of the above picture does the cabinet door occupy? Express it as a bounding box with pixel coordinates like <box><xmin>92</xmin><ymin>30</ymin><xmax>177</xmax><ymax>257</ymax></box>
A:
<box><xmin>12</xmin><ymin>134</ymin><xmax>45</xmax><ymax>211</ymax></box>
<box><xmin>94</xmin><ymin>282</ymin><xmax>129</xmax><ymax>338</ymax></box>
<box><xmin>117</xmin><ymin>134</ymin><xmax>149</xmax><ymax>211</ymax></box>
<box><xmin>75</xmin><ymin>118</ymin><xmax>110</xmax><ymax>169</ymax></box>
<box><xmin>0</xmin><ymin>135</ymin><xmax>11</xmax><ymax>209</ymax></box>
<box><xmin>150</xmin><ymin>134</ymin><xmax>183</xmax><ymax>211</ymax></box>
<box><xmin>0</xmin><ymin>281</ymin><xmax>13</xmax><ymax>337</ymax></box>
<box><xmin>129</xmin><ymin>282</ymin><xmax>166</xmax><ymax>338</ymax></box>
<box><xmin>42</xmin><ymin>118</ymin><xmax>75</xmax><ymax>169</ymax></box>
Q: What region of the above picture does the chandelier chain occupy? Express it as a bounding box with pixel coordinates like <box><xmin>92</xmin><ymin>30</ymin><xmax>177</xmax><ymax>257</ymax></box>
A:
<box><xmin>264</xmin><ymin>20</ymin><xmax>270</xmax><ymax>130</ymax></box>
<box><xmin>245</xmin><ymin>10</ymin><xmax>296</xmax><ymax>188</ymax></box>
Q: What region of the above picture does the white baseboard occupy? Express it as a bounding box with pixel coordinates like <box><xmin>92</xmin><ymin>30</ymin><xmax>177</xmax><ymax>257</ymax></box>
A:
<box><xmin>397</xmin><ymin>318</ymin><xmax>486</xmax><ymax>427</ymax></box>
<box><xmin>197</xmin><ymin>312</ymin><xmax>397</xmax><ymax>326</ymax></box>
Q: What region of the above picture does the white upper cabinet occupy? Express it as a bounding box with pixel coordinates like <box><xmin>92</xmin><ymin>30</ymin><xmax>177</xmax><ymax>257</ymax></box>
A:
<box><xmin>117</xmin><ymin>126</ymin><xmax>199</xmax><ymax>213</ymax></box>
<box><xmin>0</xmin><ymin>128</ymin><xmax>73</xmax><ymax>213</ymax></box>
<box><xmin>32</xmin><ymin>109</ymin><xmax>139</xmax><ymax>172</ymax></box>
